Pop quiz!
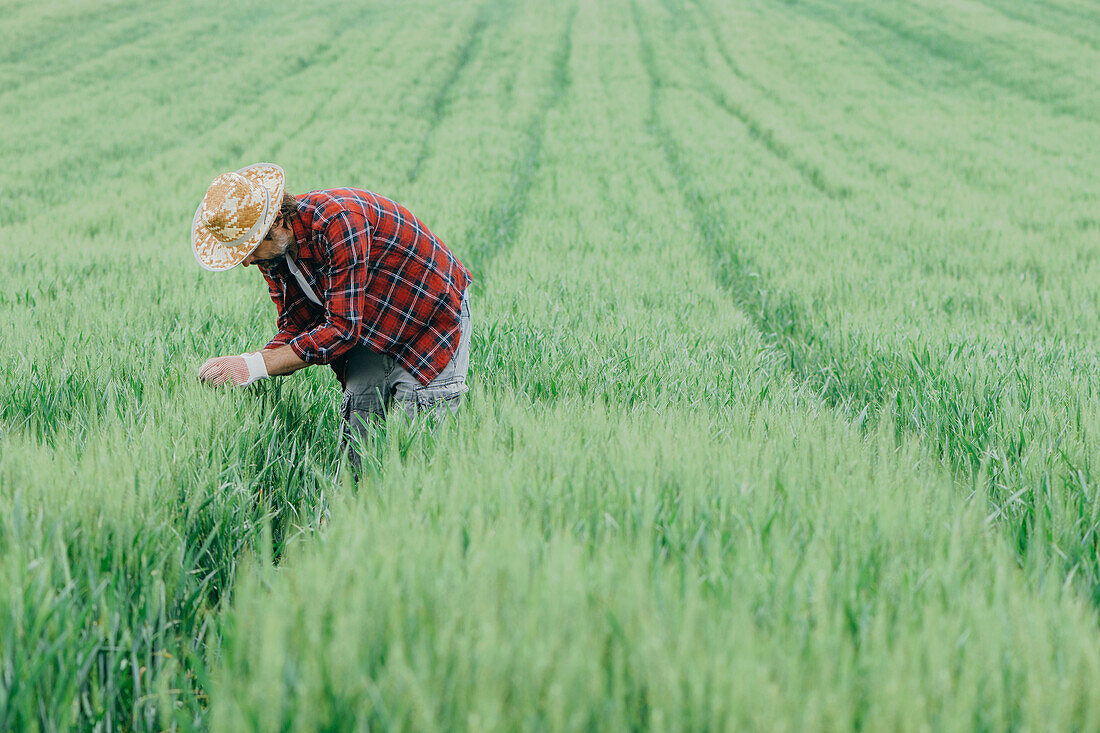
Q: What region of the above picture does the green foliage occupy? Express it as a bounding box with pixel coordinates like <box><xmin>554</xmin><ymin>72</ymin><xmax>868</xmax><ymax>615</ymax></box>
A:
<box><xmin>3</xmin><ymin>0</ymin><xmax>1100</xmax><ymax>729</ymax></box>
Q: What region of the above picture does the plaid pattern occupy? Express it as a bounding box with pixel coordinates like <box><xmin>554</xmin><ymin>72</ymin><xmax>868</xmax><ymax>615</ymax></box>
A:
<box><xmin>258</xmin><ymin>188</ymin><xmax>471</xmax><ymax>386</ymax></box>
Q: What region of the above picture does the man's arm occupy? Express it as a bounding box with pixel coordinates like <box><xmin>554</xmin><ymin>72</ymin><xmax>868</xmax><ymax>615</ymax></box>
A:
<box><xmin>285</xmin><ymin>210</ymin><xmax>369</xmax><ymax>365</ymax></box>
<box><xmin>197</xmin><ymin>270</ymin><xmax>314</xmax><ymax>386</ymax></box>
<box><xmin>197</xmin><ymin>344</ymin><xmax>308</xmax><ymax>387</ymax></box>
<box><xmin>260</xmin><ymin>344</ymin><xmax>310</xmax><ymax>376</ymax></box>
<box><xmin>259</xmin><ymin>264</ymin><xmax>321</xmax><ymax>350</ymax></box>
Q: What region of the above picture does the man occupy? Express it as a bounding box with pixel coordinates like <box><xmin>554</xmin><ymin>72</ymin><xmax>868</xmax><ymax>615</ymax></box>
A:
<box><xmin>192</xmin><ymin>163</ymin><xmax>472</xmax><ymax>467</ymax></box>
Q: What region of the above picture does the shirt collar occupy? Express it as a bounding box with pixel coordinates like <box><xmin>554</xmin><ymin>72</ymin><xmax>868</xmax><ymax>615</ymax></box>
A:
<box><xmin>288</xmin><ymin>195</ymin><xmax>321</xmax><ymax>261</ymax></box>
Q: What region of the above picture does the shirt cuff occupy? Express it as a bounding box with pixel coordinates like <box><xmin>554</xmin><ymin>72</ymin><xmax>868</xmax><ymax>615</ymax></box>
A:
<box><xmin>289</xmin><ymin>326</ymin><xmax>360</xmax><ymax>365</ymax></box>
<box><xmin>288</xmin><ymin>333</ymin><xmax>324</xmax><ymax>364</ymax></box>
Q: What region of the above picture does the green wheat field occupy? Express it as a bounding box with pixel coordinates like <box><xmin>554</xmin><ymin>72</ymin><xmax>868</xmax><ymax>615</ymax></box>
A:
<box><xmin>3</xmin><ymin>0</ymin><xmax>1100</xmax><ymax>729</ymax></box>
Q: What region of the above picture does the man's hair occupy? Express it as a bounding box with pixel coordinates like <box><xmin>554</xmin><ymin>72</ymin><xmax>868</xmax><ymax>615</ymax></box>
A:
<box><xmin>279</xmin><ymin>190</ymin><xmax>299</xmax><ymax>221</ymax></box>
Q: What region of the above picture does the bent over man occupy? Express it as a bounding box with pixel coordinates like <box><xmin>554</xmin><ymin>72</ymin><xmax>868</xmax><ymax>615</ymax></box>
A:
<box><xmin>191</xmin><ymin>163</ymin><xmax>472</xmax><ymax>467</ymax></box>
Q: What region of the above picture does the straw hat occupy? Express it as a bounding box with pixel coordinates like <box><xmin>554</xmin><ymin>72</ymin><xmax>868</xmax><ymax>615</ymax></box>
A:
<box><xmin>191</xmin><ymin>163</ymin><xmax>285</xmax><ymax>271</ymax></box>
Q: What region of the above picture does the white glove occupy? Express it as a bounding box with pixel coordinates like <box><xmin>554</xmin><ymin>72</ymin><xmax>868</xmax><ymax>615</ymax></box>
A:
<box><xmin>197</xmin><ymin>352</ymin><xmax>269</xmax><ymax>387</ymax></box>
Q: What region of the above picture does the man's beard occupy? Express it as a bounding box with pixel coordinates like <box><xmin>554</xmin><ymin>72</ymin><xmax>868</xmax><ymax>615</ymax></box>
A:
<box><xmin>254</xmin><ymin>250</ymin><xmax>283</xmax><ymax>268</ymax></box>
<box><xmin>255</xmin><ymin>234</ymin><xmax>294</xmax><ymax>267</ymax></box>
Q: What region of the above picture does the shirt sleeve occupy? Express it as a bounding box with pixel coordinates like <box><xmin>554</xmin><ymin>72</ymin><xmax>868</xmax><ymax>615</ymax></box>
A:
<box><xmin>261</xmin><ymin>267</ymin><xmax>318</xmax><ymax>349</ymax></box>
<box><xmin>288</xmin><ymin>210</ymin><xmax>369</xmax><ymax>364</ymax></box>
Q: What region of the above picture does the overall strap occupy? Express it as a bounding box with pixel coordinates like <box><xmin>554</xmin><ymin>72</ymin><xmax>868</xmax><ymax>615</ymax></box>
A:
<box><xmin>284</xmin><ymin>253</ymin><xmax>323</xmax><ymax>306</ymax></box>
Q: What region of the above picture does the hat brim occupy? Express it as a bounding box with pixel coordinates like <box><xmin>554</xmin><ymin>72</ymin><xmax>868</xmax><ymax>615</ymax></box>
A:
<box><xmin>191</xmin><ymin>163</ymin><xmax>286</xmax><ymax>272</ymax></box>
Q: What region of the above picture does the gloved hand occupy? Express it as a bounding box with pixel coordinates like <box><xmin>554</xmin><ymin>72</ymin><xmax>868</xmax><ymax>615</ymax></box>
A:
<box><xmin>198</xmin><ymin>352</ymin><xmax>269</xmax><ymax>387</ymax></box>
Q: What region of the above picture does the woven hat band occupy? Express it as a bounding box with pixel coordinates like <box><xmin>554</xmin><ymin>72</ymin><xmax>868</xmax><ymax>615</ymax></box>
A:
<box><xmin>216</xmin><ymin>186</ymin><xmax>270</xmax><ymax>250</ymax></box>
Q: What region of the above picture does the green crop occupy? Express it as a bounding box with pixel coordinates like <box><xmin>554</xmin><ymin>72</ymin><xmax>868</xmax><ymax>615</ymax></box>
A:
<box><xmin>3</xmin><ymin>0</ymin><xmax>1100</xmax><ymax>729</ymax></box>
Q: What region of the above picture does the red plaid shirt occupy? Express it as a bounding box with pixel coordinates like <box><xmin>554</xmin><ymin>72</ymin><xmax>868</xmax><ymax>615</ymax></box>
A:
<box><xmin>258</xmin><ymin>188</ymin><xmax>471</xmax><ymax>386</ymax></box>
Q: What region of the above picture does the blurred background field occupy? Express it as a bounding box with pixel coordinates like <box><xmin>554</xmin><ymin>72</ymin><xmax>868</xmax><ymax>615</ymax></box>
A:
<box><xmin>3</xmin><ymin>0</ymin><xmax>1100</xmax><ymax>729</ymax></box>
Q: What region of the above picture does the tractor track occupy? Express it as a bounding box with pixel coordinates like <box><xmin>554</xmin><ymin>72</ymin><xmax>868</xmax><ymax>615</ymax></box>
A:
<box><xmin>406</xmin><ymin>0</ymin><xmax>516</xmax><ymax>184</ymax></box>
<box><xmin>462</xmin><ymin>1</ymin><xmax>577</xmax><ymax>278</ymax></box>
